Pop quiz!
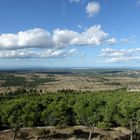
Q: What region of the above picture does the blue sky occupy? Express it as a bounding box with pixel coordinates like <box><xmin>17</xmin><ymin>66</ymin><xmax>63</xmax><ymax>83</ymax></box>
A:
<box><xmin>0</xmin><ymin>0</ymin><xmax>140</xmax><ymax>68</ymax></box>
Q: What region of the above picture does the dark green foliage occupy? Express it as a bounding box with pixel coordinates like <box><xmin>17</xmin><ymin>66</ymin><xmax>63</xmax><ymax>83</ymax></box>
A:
<box><xmin>1</xmin><ymin>75</ymin><xmax>26</xmax><ymax>87</ymax></box>
<box><xmin>1</xmin><ymin>89</ymin><xmax>140</xmax><ymax>130</ymax></box>
<box><xmin>0</xmin><ymin>74</ymin><xmax>56</xmax><ymax>88</ymax></box>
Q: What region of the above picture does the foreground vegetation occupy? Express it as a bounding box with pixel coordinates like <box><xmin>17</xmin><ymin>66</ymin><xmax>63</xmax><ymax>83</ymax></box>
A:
<box><xmin>0</xmin><ymin>89</ymin><xmax>140</xmax><ymax>131</ymax></box>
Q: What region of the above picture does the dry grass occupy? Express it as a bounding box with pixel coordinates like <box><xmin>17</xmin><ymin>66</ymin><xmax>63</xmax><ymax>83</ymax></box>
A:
<box><xmin>0</xmin><ymin>70</ymin><xmax>140</xmax><ymax>94</ymax></box>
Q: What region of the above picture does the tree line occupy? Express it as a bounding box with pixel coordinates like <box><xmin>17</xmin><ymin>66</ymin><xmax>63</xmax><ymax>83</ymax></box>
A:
<box><xmin>1</xmin><ymin>89</ymin><xmax>140</xmax><ymax>132</ymax></box>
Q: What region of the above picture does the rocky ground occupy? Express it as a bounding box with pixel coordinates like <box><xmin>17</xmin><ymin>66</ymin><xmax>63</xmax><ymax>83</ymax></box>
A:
<box><xmin>0</xmin><ymin>126</ymin><xmax>132</xmax><ymax>140</ymax></box>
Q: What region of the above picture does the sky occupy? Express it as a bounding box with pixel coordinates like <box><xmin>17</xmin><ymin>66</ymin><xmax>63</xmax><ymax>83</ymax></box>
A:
<box><xmin>0</xmin><ymin>0</ymin><xmax>140</xmax><ymax>68</ymax></box>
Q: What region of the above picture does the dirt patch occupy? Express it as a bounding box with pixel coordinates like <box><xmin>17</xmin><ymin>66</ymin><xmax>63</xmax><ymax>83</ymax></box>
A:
<box><xmin>0</xmin><ymin>126</ymin><xmax>131</xmax><ymax>140</ymax></box>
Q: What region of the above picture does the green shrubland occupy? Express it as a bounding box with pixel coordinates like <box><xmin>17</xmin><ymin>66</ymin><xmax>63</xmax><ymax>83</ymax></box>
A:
<box><xmin>0</xmin><ymin>89</ymin><xmax>140</xmax><ymax>130</ymax></box>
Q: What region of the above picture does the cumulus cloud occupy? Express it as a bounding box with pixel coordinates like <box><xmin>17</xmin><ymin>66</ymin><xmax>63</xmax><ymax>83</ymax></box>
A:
<box><xmin>0</xmin><ymin>49</ymin><xmax>78</xmax><ymax>59</ymax></box>
<box><xmin>0</xmin><ymin>25</ymin><xmax>117</xmax><ymax>59</ymax></box>
<box><xmin>100</xmin><ymin>48</ymin><xmax>140</xmax><ymax>63</ymax></box>
<box><xmin>0</xmin><ymin>25</ymin><xmax>114</xmax><ymax>50</ymax></box>
<box><xmin>0</xmin><ymin>28</ymin><xmax>54</xmax><ymax>50</ymax></box>
<box><xmin>53</xmin><ymin>25</ymin><xmax>109</xmax><ymax>47</ymax></box>
<box><xmin>86</xmin><ymin>2</ymin><xmax>100</xmax><ymax>17</ymax></box>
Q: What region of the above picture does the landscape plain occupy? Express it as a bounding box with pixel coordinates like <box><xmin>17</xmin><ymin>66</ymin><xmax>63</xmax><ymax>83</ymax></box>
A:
<box><xmin>1</xmin><ymin>68</ymin><xmax>140</xmax><ymax>140</ymax></box>
<box><xmin>0</xmin><ymin>68</ymin><xmax>140</xmax><ymax>94</ymax></box>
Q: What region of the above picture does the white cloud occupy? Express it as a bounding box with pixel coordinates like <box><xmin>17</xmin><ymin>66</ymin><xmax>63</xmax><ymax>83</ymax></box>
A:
<box><xmin>105</xmin><ymin>57</ymin><xmax>140</xmax><ymax>63</ymax></box>
<box><xmin>86</xmin><ymin>2</ymin><xmax>100</xmax><ymax>17</ymax></box>
<box><xmin>100</xmin><ymin>48</ymin><xmax>140</xmax><ymax>63</ymax></box>
<box><xmin>0</xmin><ymin>25</ymin><xmax>114</xmax><ymax>50</ymax></box>
<box><xmin>120</xmin><ymin>36</ymin><xmax>136</xmax><ymax>44</ymax></box>
<box><xmin>52</xmin><ymin>29</ymin><xmax>79</xmax><ymax>48</ymax></box>
<box><xmin>105</xmin><ymin>38</ymin><xmax>117</xmax><ymax>45</ymax></box>
<box><xmin>100</xmin><ymin>48</ymin><xmax>129</xmax><ymax>57</ymax></box>
<box><xmin>101</xmin><ymin>48</ymin><xmax>140</xmax><ymax>57</ymax></box>
<box><xmin>40</xmin><ymin>49</ymin><xmax>67</xmax><ymax>58</ymax></box>
<box><xmin>53</xmin><ymin>25</ymin><xmax>109</xmax><ymax>47</ymax></box>
<box><xmin>101</xmin><ymin>48</ymin><xmax>116</xmax><ymax>53</ymax></box>
<box><xmin>69</xmin><ymin>48</ymin><xmax>78</xmax><ymax>54</ymax></box>
<box><xmin>0</xmin><ymin>49</ymin><xmax>78</xmax><ymax>59</ymax></box>
<box><xmin>0</xmin><ymin>25</ymin><xmax>117</xmax><ymax>59</ymax></box>
<box><xmin>0</xmin><ymin>28</ymin><xmax>54</xmax><ymax>50</ymax></box>
<box><xmin>0</xmin><ymin>49</ymin><xmax>34</xmax><ymax>58</ymax></box>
